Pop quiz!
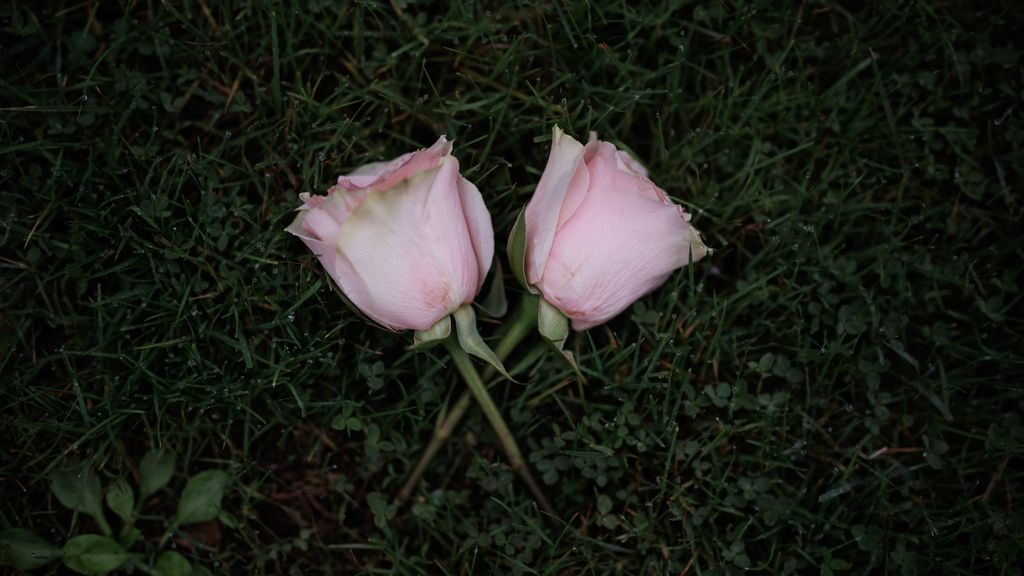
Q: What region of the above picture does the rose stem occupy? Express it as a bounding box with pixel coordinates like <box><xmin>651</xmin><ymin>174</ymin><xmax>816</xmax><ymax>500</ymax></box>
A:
<box><xmin>395</xmin><ymin>295</ymin><xmax>552</xmax><ymax>510</ymax></box>
<box><xmin>440</xmin><ymin>336</ymin><xmax>557</xmax><ymax>519</ymax></box>
<box><xmin>395</xmin><ymin>297</ymin><xmax>547</xmax><ymax>509</ymax></box>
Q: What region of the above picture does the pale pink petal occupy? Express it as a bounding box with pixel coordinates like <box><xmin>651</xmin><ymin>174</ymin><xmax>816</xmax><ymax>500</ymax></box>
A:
<box><xmin>285</xmin><ymin>212</ymin><xmax>339</xmax><ymax>283</ymax></box>
<box><xmin>297</xmin><ymin>192</ymin><xmax>323</xmax><ymax>210</ymax></box>
<box><xmin>335</xmin><ymin>136</ymin><xmax>452</xmax><ymax>192</ymax></box>
<box><xmin>556</xmin><ymin>149</ymin><xmax>590</xmax><ymax>231</ymax></box>
<box><xmin>585</xmin><ymin>142</ymin><xmax>667</xmax><ymax>203</ymax></box>
<box><xmin>536</xmin><ymin>161</ymin><xmax>709</xmax><ymax>331</ymax></box>
<box><xmin>299</xmin><ymin>203</ymin><xmax>341</xmax><ymax>244</ymax></box>
<box><xmin>334</xmin><ymin>158</ymin><xmax>478</xmax><ymax>331</ymax></box>
<box><xmin>616</xmin><ymin>148</ymin><xmax>649</xmax><ymax>178</ymax></box>
<box><xmin>287</xmin><ymin>220</ymin><xmax>381</xmax><ymax>328</ymax></box>
<box><xmin>326</xmin><ymin>186</ymin><xmax>369</xmax><ymax>222</ymax></box>
<box><xmin>456</xmin><ymin>175</ymin><xmax>495</xmax><ymax>291</ymax></box>
<box><xmin>288</xmin><ymin>137</ymin><xmax>493</xmax><ymax>331</ymax></box>
<box><xmin>416</xmin><ymin>157</ymin><xmax>481</xmax><ymax>311</ymax></box>
<box><xmin>524</xmin><ymin>126</ymin><xmax>586</xmax><ymax>285</ymax></box>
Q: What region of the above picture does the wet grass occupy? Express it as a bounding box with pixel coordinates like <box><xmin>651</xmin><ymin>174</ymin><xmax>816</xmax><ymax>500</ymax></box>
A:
<box><xmin>1</xmin><ymin>1</ymin><xmax>1022</xmax><ymax>574</ymax></box>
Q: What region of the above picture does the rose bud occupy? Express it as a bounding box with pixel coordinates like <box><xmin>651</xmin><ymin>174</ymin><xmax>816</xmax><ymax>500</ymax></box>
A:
<box><xmin>514</xmin><ymin>126</ymin><xmax>710</xmax><ymax>332</ymax></box>
<box><xmin>286</xmin><ymin>136</ymin><xmax>494</xmax><ymax>332</ymax></box>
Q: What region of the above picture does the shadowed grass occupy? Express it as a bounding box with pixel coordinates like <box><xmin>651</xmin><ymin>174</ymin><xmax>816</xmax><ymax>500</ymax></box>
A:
<box><xmin>1</xmin><ymin>0</ymin><xmax>1022</xmax><ymax>573</ymax></box>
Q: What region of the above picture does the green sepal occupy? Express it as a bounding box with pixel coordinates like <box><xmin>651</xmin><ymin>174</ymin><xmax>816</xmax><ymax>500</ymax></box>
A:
<box><xmin>537</xmin><ymin>297</ymin><xmax>569</xmax><ymax>350</ymax></box>
<box><xmin>479</xmin><ymin>256</ymin><xmax>508</xmax><ymax>318</ymax></box>
<box><xmin>537</xmin><ymin>298</ymin><xmax>585</xmax><ymax>383</ymax></box>
<box><xmin>452</xmin><ymin>305</ymin><xmax>516</xmax><ymax>383</ymax></box>
<box><xmin>506</xmin><ymin>208</ymin><xmax>536</xmax><ymax>294</ymax></box>
<box><xmin>551</xmin><ymin>346</ymin><xmax>585</xmax><ymax>384</ymax></box>
<box><xmin>411</xmin><ymin>316</ymin><xmax>452</xmax><ymax>350</ymax></box>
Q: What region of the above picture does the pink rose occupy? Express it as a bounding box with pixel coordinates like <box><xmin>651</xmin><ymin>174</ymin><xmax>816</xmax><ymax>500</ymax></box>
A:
<box><xmin>523</xmin><ymin>126</ymin><xmax>709</xmax><ymax>331</ymax></box>
<box><xmin>286</xmin><ymin>137</ymin><xmax>494</xmax><ymax>331</ymax></box>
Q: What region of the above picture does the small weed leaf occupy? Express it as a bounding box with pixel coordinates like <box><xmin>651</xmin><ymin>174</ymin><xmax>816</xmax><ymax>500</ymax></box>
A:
<box><xmin>105</xmin><ymin>479</ymin><xmax>135</xmax><ymax>523</ymax></box>
<box><xmin>118</xmin><ymin>526</ymin><xmax>142</xmax><ymax>549</ymax></box>
<box><xmin>50</xmin><ymin>468</ymin><xmax>111</xmax><ymax>536</ymax></box>
<box><xmin>366</xmin><ymin>492</ymin><xmax>396</xmax><ymax>529</ymax></box>
<box><xmin>61</xmin><ymin>535</ymin><xmax>129</xmax><ymax>575</ymax></box>
<box><xmin>0</xmin><ymin>528</ymin><xmax>62</xmax><ymax>570</ymax></box>
<box><xmin>139</xmin><ymin>448</ymin><xmax>176</xmax><ymax>499</ymax></box>
<box><xmin>329</xmin><ymin>401</ymin><xmax>364</xmax><ymax>432</ymax></box>
<box><xmin>175</xmin><ymin>470</ymin><xmax>229</xmax><ymax>526</ymax></box>
<box><xmin>153</xmin><ymin>550</ymin><xmax>191</xmax><ymax>576</ymax></box>
<box><xmin>852</xmin><ymin>524</ymin><xmax>884</xmax><ymax>552</ymax></box>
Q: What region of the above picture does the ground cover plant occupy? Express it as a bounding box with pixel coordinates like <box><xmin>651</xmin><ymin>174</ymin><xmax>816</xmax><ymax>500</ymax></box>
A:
<box><xmin>2</xmin><ymin>0</ymin><xmax>1022</xmax><ymax>574</ymax></box>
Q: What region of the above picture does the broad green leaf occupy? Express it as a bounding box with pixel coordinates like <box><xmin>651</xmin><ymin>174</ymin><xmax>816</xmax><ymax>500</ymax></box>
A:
<box><xmin>191</xmin><ymin>564</ymin><xmax>214</xmax><ymax>576</ymax></box>
<box><xmin>139</xmin><ymin>448</ymin><xmax>176</xmax><ymax>498</ymax></box>
<box><xmin>452</xmin><ymin>305</ymin><xmax>515</xmax><ymax>382</ymax></box>
<box><xmin>62</xmin><ymin>535</ymin><xmax>129</xmax><ymax>575</ymax></box>
<box><xmin>505</xmin><ymin>208</ymin><xmax>535</xmax><ymax>293</ymax></box>
<box><xmin>105</xmin><ymin>479</ymin><xmax>134</xmax><ymax>523</ymax></box>
<box><xmin>174</xmin><ymin>470</ymin><xmax>228</xmax><ymax>526</ymax></box>
<box><xmin>153</xmin><ymin>550</ymin><xmax>191</xmax><ymax>576</ymax></box>
<box><xmin>0</xmin><ymin>528</ymin><xmax>62</xmax><ymax>569</ymax></box>
<box><xmin>50</xmin><ymin>468</ymin><xmax>111</xmax><ymax>536</ymax></box>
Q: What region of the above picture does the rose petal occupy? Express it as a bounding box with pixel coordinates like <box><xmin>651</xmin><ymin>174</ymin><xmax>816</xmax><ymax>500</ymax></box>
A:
<box><xmin>285</xmin><ymin>212</ymin><xmax>339</xmax><ymax>281</ymax></box>
<box><xmin>537</xmin><ymin>155</ymin><xmax>709</xmax><ymax>330</ymax></box>
<box><xmin>335</xmin><ymin>136</ymin><xmax>452</xmax><ymax>192</ymax></box>
<box><xmin>615</xmin><ymin>148</ymin><xmax>649</xmax><ymax>178</ymax></box>
<box><xmin>585</xmin><ymin>141</ymin><xmax>667</xmax><ymax>203</ymax></box>
<box><xmin>335</xmin><ymin>157</ymin><xmax>479</xmax><ymax>331</ymax></box>
<box><xmin>524</xmin><ymin>125</ymin><xmax>587</xmax><ymax>285</ymax></box>
<box><xmin>456</xmin><ymin>175</ymin><xmax>495</xmax><ymax>291</ymax></box>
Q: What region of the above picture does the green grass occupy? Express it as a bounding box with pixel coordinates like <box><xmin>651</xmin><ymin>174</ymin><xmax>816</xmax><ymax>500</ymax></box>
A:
<box><xmin>2</xmin><ymin>0</ymin><xmax>1022</xmax><ymax>574</ymax></box>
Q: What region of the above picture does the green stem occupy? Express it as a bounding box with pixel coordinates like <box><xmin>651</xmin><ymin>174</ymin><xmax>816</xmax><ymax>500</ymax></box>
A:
<box><xmin>395</xmin><ymin>296</ymin><xmax>539</xmax><ymax>506</ymax></box>
<box><xmin>132</xmin><ymin>557</ymin><xmax>161</xmax><ymax>576</ymax></box>
<box><xmin>95</xmin><ymin>513</ymin><xmax>113</xmax><ymax>538</ymax></box>
<box><xmin>442</xmin><ymin>338</ymin><xmax>557</xmax><ymax>519</ymax></box>
<box><xmin>157</xmin><ymin>524</ymin><xmax>176</xmax><ymax>549</ymax></box>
